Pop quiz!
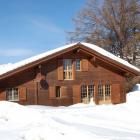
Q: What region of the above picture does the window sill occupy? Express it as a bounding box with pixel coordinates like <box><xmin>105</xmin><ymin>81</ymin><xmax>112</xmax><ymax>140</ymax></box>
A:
<box><xmin>49</xmin><ymin>97</ymin><xmax>70</xmax><ymax>99</ymax></box>
<box><xmin>56</xmin><ymin>97</ymin><xmax>61</xmax><ymax>99</ymax></box>
<box><xmin>64</xmin><ymin>79</ymin><xmax>73</xmax><ymax>80</ymax></box>
<box><xmin>7</xmin><ymin>100</ymin><xmax>19</xmax><ymax>102</ymax></box>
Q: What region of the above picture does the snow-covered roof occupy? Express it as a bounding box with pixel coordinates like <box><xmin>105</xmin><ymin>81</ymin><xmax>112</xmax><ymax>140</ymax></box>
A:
<box><xmin>0</xmin><ymin>42</ymin><xmax>139</xmax><ymax>76</ymax></box>
<box><xmin>82</xmin><ymin>42</ymin><xmax>140</xmax><ymax>72</ymax></box>
<box><xmin>0</xmin><ymin>43</ymin><xmax>77</xmax><ymax>75</ymax></box>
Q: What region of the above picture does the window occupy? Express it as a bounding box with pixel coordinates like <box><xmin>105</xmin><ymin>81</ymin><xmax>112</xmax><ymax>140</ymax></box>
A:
<box><xmin>98</xmin><ymin>84</ymin><xmax>104</xmax><ymax>100</ymax></box>
<box><xmin>98</xmin><ymin>84</ymin><xmax>111</xmax><ymax>102</ymax></box>
<box><xmin>105</xmin><ymin>84</ymin><xmax>111</xmax><ymax>100</ymax></box>
<box><xmin>63</xmin><ymin>59</ymin><xmax>73</xmax><ymax>80</ymax></box>
<box><xmin>88</xmin><ymin>85</ymin><xmax>94</xmax><ymax>98</ymax></box>
<box><xmin>81</xmin><ymin>85</ymin><xmax>87</xmax><ymax>98</ymax></box>
<box><xmin>6</xmin><ymin>88</ymin><xmax>19</xmax><ymax>101</ymax></box>
<box><xmin>56</xmin><ymin>86</ymin><xmax>61</xmax><ymax>98</ymax></box>
<box><xmin>76</xmin><ymin>59</ymin><xmax>81</xmax><ymax>71</ymax></box>
<box><xmin>81</xmin><ymin>85</ymin><xmax>94</xmax><ymax>103</ymax></box>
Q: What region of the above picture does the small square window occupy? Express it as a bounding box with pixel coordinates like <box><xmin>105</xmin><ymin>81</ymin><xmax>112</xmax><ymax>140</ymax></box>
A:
<box><xmin>76</xmin><ymin>59</ymin><xmax>81</xmax><ymax>71</ymax></box>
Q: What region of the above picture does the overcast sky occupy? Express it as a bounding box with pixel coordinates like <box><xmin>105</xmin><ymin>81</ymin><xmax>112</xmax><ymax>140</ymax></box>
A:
<box><xmin>0</xmin><ymin>0</ymin><xmax>85</xmax><ymax>64</ymax></box>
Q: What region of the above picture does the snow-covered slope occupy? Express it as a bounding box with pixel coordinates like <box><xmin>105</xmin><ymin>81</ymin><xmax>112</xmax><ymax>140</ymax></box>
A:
<box><xmin>0</xmin><ymin>84</ymin><xmax>140</xmax><ymax>140</ymax></box>
<box><xmin>0</xmin><ymin>42</ymin><xmax>139</xmax><ymax>75</ymax></box>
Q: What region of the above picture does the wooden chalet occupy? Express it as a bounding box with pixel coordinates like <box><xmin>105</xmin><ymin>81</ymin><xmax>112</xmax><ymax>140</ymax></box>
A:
<box><xmin>0</xmin><ymin>42</ymin><xmax>139</xmax><ymax>106</ymax></box>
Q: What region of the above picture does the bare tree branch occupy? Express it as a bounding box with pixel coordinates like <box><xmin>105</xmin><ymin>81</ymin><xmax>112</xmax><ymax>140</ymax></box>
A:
<box><xmin>67</xmin><ymin>0</ymin><xmax>140</xmax><ymax>66</ymax></box>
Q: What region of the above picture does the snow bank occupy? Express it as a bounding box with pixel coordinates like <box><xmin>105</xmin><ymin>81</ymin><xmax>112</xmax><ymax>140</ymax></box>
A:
<box><xmin>0</xmin><ymin>101</ymin><xmax>41</xmax><ymax>124</ymax></box>
<box><xmin>126</xmin><ymin>84</ymin><xmax>140</xmax><ymax>113</ymax></box>
<box><xmin>127</xmin><ymin>84</ymin><xmax>140</xmax><ymax>102</ymax></box>
<box><xmin>132</xmin><ymin>84</ymin><xmax>140</xmax><ymax>91</ymax></box>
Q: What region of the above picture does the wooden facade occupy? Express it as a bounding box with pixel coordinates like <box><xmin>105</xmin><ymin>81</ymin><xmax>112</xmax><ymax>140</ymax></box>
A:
<box><xmin>0</xmin><ymin>43</ymin><xmax>139</xmax><ymax>106</ymax></box>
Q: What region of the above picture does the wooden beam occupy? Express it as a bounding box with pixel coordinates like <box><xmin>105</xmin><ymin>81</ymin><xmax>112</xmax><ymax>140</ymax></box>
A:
<box><xmin>90</xmin><ymin>56</ymin><xmax>97</xmax><ymax>67</ymax></box>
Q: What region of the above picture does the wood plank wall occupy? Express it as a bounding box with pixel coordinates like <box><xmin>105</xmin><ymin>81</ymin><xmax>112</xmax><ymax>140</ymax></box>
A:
<box><xmin>0</xmin><ymin>50</ymin><xmax>126</xmax><ymax>106</ymax></box>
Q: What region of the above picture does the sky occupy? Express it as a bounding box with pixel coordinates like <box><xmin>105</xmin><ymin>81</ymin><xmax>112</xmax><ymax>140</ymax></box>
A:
<box><xmin>0</xmin><ymin>0</ymin><xmax>85</xmax><ymax>64</ymax></box>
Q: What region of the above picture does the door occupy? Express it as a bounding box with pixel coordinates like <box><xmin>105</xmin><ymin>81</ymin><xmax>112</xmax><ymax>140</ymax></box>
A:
<box><xmin>98</xmin><ymin>84</ymin><xmax>111</xmax><ymax>104</ymax></box>
<box><xmin>81</xmin><ymin>85</ymin><xmax>94</xmax><ymax>104</ymax></box>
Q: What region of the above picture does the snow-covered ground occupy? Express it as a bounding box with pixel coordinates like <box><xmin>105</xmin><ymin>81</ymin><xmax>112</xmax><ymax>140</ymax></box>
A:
<box><xmin>0</xmin><ymin>84</ymin><xmax>140</xmax><ymax>140</ymax></box>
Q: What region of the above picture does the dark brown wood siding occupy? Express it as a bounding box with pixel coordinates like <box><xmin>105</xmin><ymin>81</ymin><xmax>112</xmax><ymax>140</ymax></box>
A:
<box><xmin>73</xmin><ymin>85</ymin><xmax>81</xmax><ymax>104</ymax></box>
<box><xmin>19</xmin><ymin>87</ymin><xmax>27</xmax><ymax>101</ymax></box>
<box><xmin>0</xmin><ymin>49</ymin><xmax>127</xmax><ymax>106</ymax></box>
<box><xmin>81</xmin><ymin>58</ymin><xmax>88</xmax><ymax>71</ymax></box>
<box><xmin>57</xmin><ymin>59</ymin><xmax>63</xmax><ymax>80</ymax></box>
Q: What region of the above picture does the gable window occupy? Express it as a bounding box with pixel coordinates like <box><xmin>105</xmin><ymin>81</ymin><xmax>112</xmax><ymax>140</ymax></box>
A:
<box><xmin>63</xmin><ymin>59</ymin><xmax>73</xmax><ymax>80</ymax></box>
<box><xmin>76</xmin><ymin>59</ymin><xmax>81</xmax><ymax>71</ymax></box>
<box><xmin>6</xmin><ymin>88</ymin><xmax>19</xmax><ymax>101</ymax></box>
<box><xmin>56</xmin><ymin>86</ymin><xmax>61</xmax><ymax>98</ymax></box>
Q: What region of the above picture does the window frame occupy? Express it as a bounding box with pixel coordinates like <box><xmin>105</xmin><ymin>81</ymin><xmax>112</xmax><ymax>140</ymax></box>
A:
<box><xmin>81</xmin><ymin>85</ymin><xmax>87</xmax><ymax>98</ymax></box>
<box><xmin>98</xmin><ymin>83</ymin><xmax>111</xmax><ymax>101</ymax></box>
<box><xmin>56</xmin><ymin>86</ymin><xmax>61</xmax><ymax>98</ymax></box>
<box><xmin>75</xmin><ymin>59</ymin><xmax>81</xmax><ymax>71</ymax></box>
<box><xmin>6</xmin><ymin>88</ymin><xmax>19</xmax><ymax>101</ymax></box>
<box><xmin>81</xmin><ymin>84</ymin><xmax>94</xmax><ymax>99</ymax></box>
<box><xmin>98</xmin><ymin>84</ymin><xmax>104</xmax><ymax>100</ymax></box>
<box><xmin>88</xmin><ymin>85</ymin><xmax>94</xmax><ymax>98</ymax></box>
<box><xmin>105</xmin><ymin>84</ymin><xmax>111</xmax><ymax>100</ymax></box>
<box><xmin>63</xmin><ymin>59</ymin><xmax>73</xmax><ymax>80</ymax></box>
